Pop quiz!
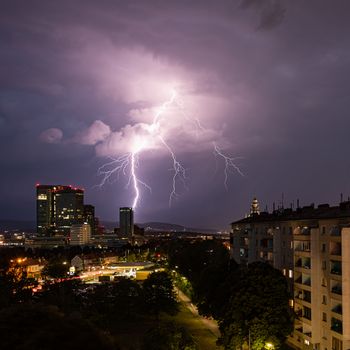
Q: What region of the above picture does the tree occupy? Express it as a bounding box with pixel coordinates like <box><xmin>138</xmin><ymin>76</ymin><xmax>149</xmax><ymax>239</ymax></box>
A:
<box><xmin>196</xmin><ymin>259</ymin><xmax>238</xmax><ymax>319</ymax></box>
<box><xmin>218</xmin><ymin>262</ymin><xmax>294</xmax><ymax>350</ymax></box>
<box><xmin>143</xmin><ymin>271</ymin><xmax>178</xmax><ymax>319</ymax></box>
<box><xmin>42</xmin><ymin>259</ymin><xmax>69</xmax><ymax>279</ymax></box>
<box><xmin>166</xmin><ymin>239</ymin><xmax>232</xmax><ymax>319</ymax></box>
<box><xmin>38</xmin><ymin>279</ymin><xmax>82</xmax><ymax>314</ymax></box>
<box><xmin>0</xmin><ymin>304</ymin><xmax>118</xmax><ymax>350</ymax></box>
<box><xmin>0</xmin><ymin>260</ymin><xmax>35</xmax><ymax>308</ymax></box>
<box><xmin>112</xmin><ymin>278</ymin><xmax>143</xmax><ymax>320</ymax></box>
<box><xmin>142</xmin><ymin>322</ymin><xmax>197</xmax><ymax>350</ymax></box>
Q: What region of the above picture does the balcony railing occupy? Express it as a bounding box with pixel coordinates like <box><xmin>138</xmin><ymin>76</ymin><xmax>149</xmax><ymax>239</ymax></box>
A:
<box><xmin>332</xmin><ymin>305</ymin><xmax>342</xmax><ymax>315</ymax></box>
<box><xmin>303</xmin><ymin>279</ymin><xmax>311</xmax><ymax>286</ymax></box>
<box><xmin>331</xmin><ymin>286</ymin><xmax>342</xmax><ymax>295</ymax></box>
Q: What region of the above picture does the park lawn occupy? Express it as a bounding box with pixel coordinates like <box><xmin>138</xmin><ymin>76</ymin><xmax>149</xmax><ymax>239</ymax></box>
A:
<box><xmin>163</xmin><ymin>303</ymin><xmax>223</xmax><ymax>350</ymax></box>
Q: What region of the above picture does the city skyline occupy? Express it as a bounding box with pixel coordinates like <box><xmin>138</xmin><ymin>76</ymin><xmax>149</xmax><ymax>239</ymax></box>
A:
<box><xmin>1</xmin><ymin>1</ymin><xmax>350</xmax><ymax>228</ymax></box>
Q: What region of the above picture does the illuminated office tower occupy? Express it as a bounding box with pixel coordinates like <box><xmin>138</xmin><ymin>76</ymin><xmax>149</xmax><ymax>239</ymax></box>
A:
<box><xmin>36</xmin><ymin>185</ymin><xmax>55</xmax><ymax>235</ymax></box>
<box><xmin>55</xmin><ymin>186</ymin><xmax>84</xmax><ymax>235</ymax></box>
<box><xmin>36</xmin><ymin>185</ymin><xmax>84</xmax><ymax>236</ymax></box>
<box><xmin>119</xmin><ymin>207</ymin><xmax>134</xmax><ymax>237</ymax></box>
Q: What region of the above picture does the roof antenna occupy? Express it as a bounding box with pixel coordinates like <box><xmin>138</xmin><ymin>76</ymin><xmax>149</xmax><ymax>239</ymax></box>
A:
<box><xmin>297</xmin><ymin>199</ymin><xmax>300</xmax><ymax>208</ymax></box>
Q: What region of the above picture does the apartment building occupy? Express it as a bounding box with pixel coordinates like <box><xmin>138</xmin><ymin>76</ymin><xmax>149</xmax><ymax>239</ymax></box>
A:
<box><xmin>230</xmin><ymin>199</ymin><xmax>350</xmax><ymax>350</ymax></box>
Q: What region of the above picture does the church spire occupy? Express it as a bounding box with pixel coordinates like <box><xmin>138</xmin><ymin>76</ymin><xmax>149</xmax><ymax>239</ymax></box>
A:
<box><xmin>250</xmin><ymin>197</ymin><xmax>260</xmax><ymax>216</ymax></box>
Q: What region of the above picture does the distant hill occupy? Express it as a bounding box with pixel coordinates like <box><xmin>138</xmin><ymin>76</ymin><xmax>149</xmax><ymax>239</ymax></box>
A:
<box><xmin>0</xmin><ymin>219</ymin><xmax>218</xmax><ymax>234</ymax></box>
<box><xmin>0</xmin><ymin>220</ymin><xmax>36</xmax><ymax>232</ymax></box>
<box><xmin>139</xmin><ymin>222</ymin><xmax>185</xmax><ymax>232</ymax></box>
<box><xmin>103</xmin><ymin>221</ymin><xmax>217</xmax><ymax>233</ymax></box>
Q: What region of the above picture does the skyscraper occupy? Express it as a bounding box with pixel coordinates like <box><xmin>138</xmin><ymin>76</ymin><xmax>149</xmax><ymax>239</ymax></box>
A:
<box><xmin>84</xmin><ymin>204</ymin><xmax>96</xmax><ymax>235</ymax></box>
<box><xmin>55</xmin><ymin>186</ymin><xmax>84</xmax><ymax>234</ymax></box>
<box><xmin>36</xmin><ymin>185</ymin><xmax>55</xmax><ymax>236</ymax></box>
<box><xmin>36</xmin><ymin>185</ymin><xmax>84</xmax><ymax>236</ymax></box>
<box><xmin>119</xmin><ymin>207</ymin><xmax>134</xmax><ymax>237</ymax></box>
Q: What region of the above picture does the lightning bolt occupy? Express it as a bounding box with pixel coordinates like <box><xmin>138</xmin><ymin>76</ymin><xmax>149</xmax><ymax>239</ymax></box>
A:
<box><xmin>98</xmin><ymin>90</ymin><xmax>243</xmax><ymax>210</ymax></box>
<box><xmin>213</xmin><ymin>142</ymin><xmax>244</xmax><ymax>189</ymax></box>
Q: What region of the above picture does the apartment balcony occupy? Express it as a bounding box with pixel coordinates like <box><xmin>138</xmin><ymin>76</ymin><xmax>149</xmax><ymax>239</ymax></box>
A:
<box><xmin>331</xmin><ymin>318</ymin><xmax>343</xmax><ymax>334</ymax></box>
<box><xmin>330</xmin><ymin>227</ymin><xmax>340</xmax><ymax>236</ymax></box>
<box><xmin>295</xmin><ymin>257</ymin><xmax>311</xmax><ymax>270</ymax></box>
<box><xmin>331</xmin><ymin>285</ymin><xmax>342</xmax><ymax>295</ymax></box>
<box><xmin>295</xmin><ymin>276</ymin><xmax>311</xmax><ymax>288</ymax></box>
<box><xmin>330</xmin><ymin>261</ymin><xmax>342</xmax><ymax>276</ymax></box>
<box><xmin>332</xmin><ymin>304</ymin><xmax>342</xmax><ymax>315</ymax></box>
<box><xmin>330</xmin><ymin>242</ymin><xmax>342</xmax><ymax>256</ymax></box>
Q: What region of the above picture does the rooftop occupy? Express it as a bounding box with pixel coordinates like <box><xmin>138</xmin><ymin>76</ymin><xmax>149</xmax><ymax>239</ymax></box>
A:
<box><xmin>232</xmin><ymin>201</ymin><xmax>350</xmax><ymax>225</ymax></box>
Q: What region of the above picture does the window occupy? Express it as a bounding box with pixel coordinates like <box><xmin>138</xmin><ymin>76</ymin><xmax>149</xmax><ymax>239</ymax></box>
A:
<box><xmin>303</xmin><ymin>307</ymin><xmax>312</xmax><ymax>320</ymax></box>
<box><xmin>322</xmin><ymin>295</ymin><xmax>327</xmax><ymax>305</ymax></box>
<box><xmin>322</xmin><ymin>312</ymin><xmax>327</xmax><ymax>322</ymax></box>
<box><xmin>332</xmin><ymin>338</ymin><xmax>342</xmax><ymax>350</ymax></box>
<box><xmin>322</xmin><ymin>243</ymin><xmax>326</xmax><ymax>252</ymax></box>
<box><xmin>289</xmin><ymin>227</ymin><xmax>293</xmax><ymax>235</ymax></box>
<box><xmin>322</xmin><ymin>261</ymin><xmax>327</xmax><ymax>270</ymax></box>
<box><xmin>289</xmin><ymin>269</ymin><xmax>293</xmax><ymax>278</ymax></box>
<box><xmin>283</xmin><ymin>268</ymin><xmax>286</xmax><ymax>276</ymax></box>
<box><xmin>322</xmin><ymin>226</ymin><xmax>326</xmax><ymax>235</ymax></box>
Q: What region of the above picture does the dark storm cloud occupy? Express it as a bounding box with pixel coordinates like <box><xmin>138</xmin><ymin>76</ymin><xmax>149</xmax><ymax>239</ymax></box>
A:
<box><xmin>239</xmin><ymin>0</ymin><xmax>286</xmax><ymax>30</ymax></box>
<box><xmin>1</xmin><ymin>1</ymin><xmax>350</xmax><ymax>228</ymax></box>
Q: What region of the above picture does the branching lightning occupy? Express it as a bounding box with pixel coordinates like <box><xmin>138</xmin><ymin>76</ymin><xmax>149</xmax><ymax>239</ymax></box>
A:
<box><xmin>98</xmin><ymin>89</ymin><xmax>243</xmax><ymax>209</ymax></box>
<box><xmin>213</xmin><ymin>142</ymin><xmax>244</xmax><ymax>189</ymax></box>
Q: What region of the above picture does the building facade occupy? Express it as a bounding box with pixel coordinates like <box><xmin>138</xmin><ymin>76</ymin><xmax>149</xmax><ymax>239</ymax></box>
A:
<box><xmin>84</xmin><ymin>204</ymin><xmax>96</xmax><ymax>235</ymax></box>
<box><xmin>119</xmin><ymin>207</ymin><xmax>134</xmax><ymax>237</ymax></box>
<box><xmin>70</xmin><ymin>223</ymin><xmax>91</xmax><ymax>246</ymax></box>
<box><xmin>36</xmin><ymin>184</ymin><xmax>84</xmax><ymax>236</ymax></box>
<box><xmin>231</xmin><ymin>199</ymin><xmax>350</xmax><ymax>350</ymax></box>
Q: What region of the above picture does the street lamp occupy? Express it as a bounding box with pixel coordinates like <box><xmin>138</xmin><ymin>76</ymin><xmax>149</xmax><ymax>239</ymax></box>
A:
<box><xmin>265</xmin><ymin>342</ymin><xmax>274</xmax><ymax>350</ymax></box>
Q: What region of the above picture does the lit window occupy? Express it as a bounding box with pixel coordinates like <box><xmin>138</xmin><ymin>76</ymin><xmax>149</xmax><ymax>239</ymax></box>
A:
<box><xmin>289</xmin><ymin>269</ymin><xmax>293</xmax><ymax>278</ymax></box>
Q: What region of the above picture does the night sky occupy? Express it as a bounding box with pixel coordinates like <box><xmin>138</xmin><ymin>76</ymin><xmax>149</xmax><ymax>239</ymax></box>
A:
<box><xmin>1</xmin><ymin>1</ymin><xmax>350</xmax><ymax>229</ymax></box>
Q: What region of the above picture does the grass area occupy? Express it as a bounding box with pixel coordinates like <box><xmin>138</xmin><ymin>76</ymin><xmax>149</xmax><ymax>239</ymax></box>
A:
<box><xmin>165</xmin><ymin>303</ymin><xmax>223</xmax><ymax>350</ymax></box>
<box><xmin>109</xmin><ymin>316</ymin><xmax>156</xmax><ymax>350</ymax></box>
<box><xmin>107</xmin><ymin>303</ymin><xmax>222</xmax><ymax>350</ymax></box>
